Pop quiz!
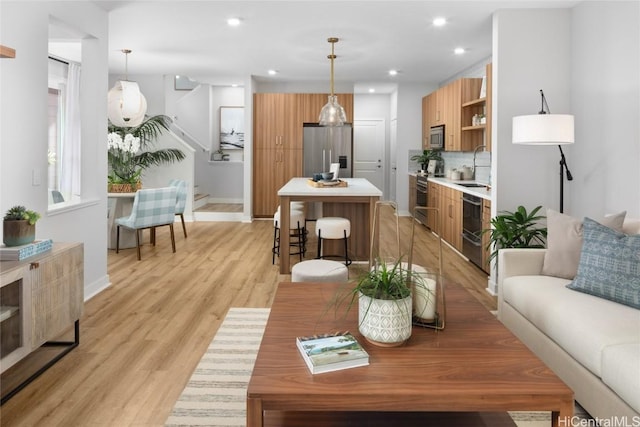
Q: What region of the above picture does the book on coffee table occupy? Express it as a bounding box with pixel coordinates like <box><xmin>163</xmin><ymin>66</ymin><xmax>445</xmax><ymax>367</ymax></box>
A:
<box><xmin>296</xmin><ymin>331</ymin><xmax>369</xmax><ymax>374</ymax></box>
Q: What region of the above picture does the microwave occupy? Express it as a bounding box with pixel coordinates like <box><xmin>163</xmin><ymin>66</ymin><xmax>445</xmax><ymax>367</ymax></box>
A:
<box><xmin>430</xmin><ymin>125</ymin><xmax>445</xmax><ymax>150</ymax></box>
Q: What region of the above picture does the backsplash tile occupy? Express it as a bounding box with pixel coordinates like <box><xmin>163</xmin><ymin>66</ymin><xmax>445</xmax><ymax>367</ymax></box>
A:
<box><xmin>407</xmin><ymin>149</ymin><xmax>491</xmax><ymax>184</ymax></box>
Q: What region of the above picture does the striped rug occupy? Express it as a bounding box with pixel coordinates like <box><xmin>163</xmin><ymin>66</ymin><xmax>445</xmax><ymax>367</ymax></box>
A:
<box><xmin>166</xmin><ymin>307</ymin><xmax>590</xmax><ymax>427</ymax></box>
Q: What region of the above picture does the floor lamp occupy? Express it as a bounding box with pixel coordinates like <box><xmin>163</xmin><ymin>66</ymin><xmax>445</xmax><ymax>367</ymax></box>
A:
<box><xmin>512</xmin><ymin>90</ymin><xmax>575</xmax><ymax>213</ymax></box>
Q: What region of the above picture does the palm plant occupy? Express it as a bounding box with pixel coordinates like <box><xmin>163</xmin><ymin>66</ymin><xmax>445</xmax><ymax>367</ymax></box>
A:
<box><xmin>108</xmin><ymin>115</ymin><xmax>185</xmax><ymax>185</ymax></box>
<box><xmin>483</xmin><ymin>205</ymin><xmax>547</xmax><ymax>263</ymax></box>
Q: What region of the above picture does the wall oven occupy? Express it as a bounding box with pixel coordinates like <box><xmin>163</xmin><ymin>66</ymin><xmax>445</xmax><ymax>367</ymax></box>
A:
<box><xmin>415</xmin><ymin>175</ymin><xmax>428</xmax><ymax>224</ymax></box>
<box><xmin>461</xmin><ymin>193</ymin><xmax>483</xmax><ymax>268</ymax></box>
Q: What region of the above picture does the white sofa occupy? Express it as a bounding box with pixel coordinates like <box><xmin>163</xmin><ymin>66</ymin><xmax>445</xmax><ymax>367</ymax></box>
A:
<box><xmin>498</xmin><ymin>219</ymin><xmax>640</xmax><ymax>422</ymax></box>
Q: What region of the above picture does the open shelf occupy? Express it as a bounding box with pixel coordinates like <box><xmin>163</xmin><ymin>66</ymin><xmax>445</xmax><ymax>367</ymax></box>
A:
<box><xmin>462</xmin><ymin>125</ymin><xmax>487</xmax><ymax>131</ymax></box>
<box><xmin>462</xmin><ymin>98</ymin><xmax>486</xmax><ymax>108</ymax></box>
<box><xmin>0</xmin><ymin>306</ymin><xmax>19</xmax><ymax>323</ymax></box>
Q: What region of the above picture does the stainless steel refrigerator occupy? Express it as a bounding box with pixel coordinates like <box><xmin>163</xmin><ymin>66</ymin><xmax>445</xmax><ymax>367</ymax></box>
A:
<box><xmin>302</xmin><ymin>124</ymin><xmax>353</xmax><ymax>178</ymax></box>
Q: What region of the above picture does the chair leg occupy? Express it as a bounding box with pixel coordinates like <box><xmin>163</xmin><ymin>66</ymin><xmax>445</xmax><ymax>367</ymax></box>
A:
<box><xmin>169</xmin><ymin>224</ymin><xmax>176</xmax><ymax>253</ymax></box>
<box><xmin>296</xmin><ymin>222</ymin><xmax>303</xmax><ymax>262</ymax></box>
<box><xmin>272</xmin><ymin>224</ymin><xmax>279</xmax><ymax>265</ymax></box>
<box><xmin>316</xmin><ymin>230</ymin><xmax>322</xmax><ymax>259</ymax></box>
<box><xmin>116</xmin><ymin>226</ymin><xmax>121</xmax><ymax>253</ymax></box>
<box><xmin>343</xmin><ymin>230</ymin><xmax>351</xmax><ymax>266</ymax></box>
<box><xmin>135</xmin><ymin>229</ymin><xmax>142</xmax><ymax>261</ymax></box>
<box><xmin>179</xmin><ymin>214</ymin><xmax>187</xmax><ymax>238</ymax></box>
<box><xmin>151</xmin><ymin>227</ymin><xmax>156</xmax><ymax>246</ymax></box>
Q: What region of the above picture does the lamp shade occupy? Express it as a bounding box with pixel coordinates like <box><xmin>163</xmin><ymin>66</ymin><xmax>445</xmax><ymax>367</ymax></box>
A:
<box><xmin>318</xmin><ymin>95</ymin><xmax>347</xmax><ymax>127</ymax></box>
<box><xmin>512</xmin><ymin>114</ymin><xmax>574</xmax><ymax>145</ymax></box>
<box><xmin>107</xmin><ymin>80</ymin><xmax>147</xmax><ymax>127</ymax></box>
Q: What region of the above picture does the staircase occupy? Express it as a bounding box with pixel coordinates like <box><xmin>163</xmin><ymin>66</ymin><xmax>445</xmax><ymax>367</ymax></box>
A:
<box><xmin>193</xmin><ymin>185</ymin><xmax>209</xmax><ymax>211</ymax></box>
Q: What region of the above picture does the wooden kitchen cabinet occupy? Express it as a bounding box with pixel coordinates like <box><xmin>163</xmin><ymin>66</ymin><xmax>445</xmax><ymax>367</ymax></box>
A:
<box><xmin>481</xmin><ymin>199</ymin><xmax>492</xmax><ymax>273</ymax></box>
<box><xmin>253</xmin><ymin>92</ymin><xmax>353</xmax><ymax>217</ymax></box>
<box><xmin>441</xmin><ymin>186</ymin><xmax>462</xmax><ymax>251</ymax></box>
<box><xmin>301</xmin><ymin>93</ymin><xmax>354</xmax><ymax>124</ymax></box>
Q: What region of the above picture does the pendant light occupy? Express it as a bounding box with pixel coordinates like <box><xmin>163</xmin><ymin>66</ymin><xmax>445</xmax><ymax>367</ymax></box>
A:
<box><xmin>107</xmin><ymin>49</ymin><xmax>147</xmax><ymax>127</ymax></box>
<box><xmin>318</xmin><ymin>37</ymin><xmax>347</xmax><ymax>126</ymax></box>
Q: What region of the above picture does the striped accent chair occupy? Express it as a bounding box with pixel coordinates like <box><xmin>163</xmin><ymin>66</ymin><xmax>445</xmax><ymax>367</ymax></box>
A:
<box><xmin>168</xmin><ymin>179</ymin><xmax>188</xmax><ymax>237</ymax></box>
<box><xmin>115</xmin><ymin>187</ymin><xmax>177</xmax><ymax>260</ymax></box>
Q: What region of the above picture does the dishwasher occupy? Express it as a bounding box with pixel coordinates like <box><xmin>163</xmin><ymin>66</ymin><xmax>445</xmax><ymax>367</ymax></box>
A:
<box><xmin>461</xmin><ymin>193</ymin><xmax>483</xmax><ymax>268</ymax></box>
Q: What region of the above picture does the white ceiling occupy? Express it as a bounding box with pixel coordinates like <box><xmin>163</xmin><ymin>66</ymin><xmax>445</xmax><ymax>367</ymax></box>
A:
<box><xmin>77</xmin><ymin>1</ymin><xmax>579</xmax><ymax>91</ymax></box>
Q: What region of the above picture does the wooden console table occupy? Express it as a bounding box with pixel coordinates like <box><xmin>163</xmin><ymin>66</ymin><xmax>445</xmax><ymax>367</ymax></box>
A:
<box><xmin>0</xmin><ymin>242</ymin><xmax>84</xmax><ymax>404</ymax></box>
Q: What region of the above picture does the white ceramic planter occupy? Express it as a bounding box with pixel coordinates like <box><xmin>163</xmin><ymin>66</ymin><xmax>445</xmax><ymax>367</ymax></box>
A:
<box><xmin>358</xmin><ymin>292</ymin><xmax>412</xmax><ymax>347</ymax></box>
<box><xmin>413</xmin><ymin>277</ymin><xmax>437</xmax><ymax>322</ymax></box>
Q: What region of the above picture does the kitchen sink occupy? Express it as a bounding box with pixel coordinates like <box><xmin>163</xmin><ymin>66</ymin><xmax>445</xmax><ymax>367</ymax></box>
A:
<box><xmin>457</xmin><ymin>183</ymin><xmax>487</xmax><ymax>188</ymax></box>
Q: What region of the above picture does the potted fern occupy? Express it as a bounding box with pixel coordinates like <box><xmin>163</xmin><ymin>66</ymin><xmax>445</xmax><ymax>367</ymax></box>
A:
<box><xmin>3</xmin><ymin>205</ymin><xmax>41</xmax><ymax>247</ymax></box>
<box><xmin>107</xmin><ymin>115</ymin><xmax>186</xmax><ymax>192</ymax></box>
<box><xmin>410</xmin><ymin>149</ymin><xmax>442</xmax><ymax>171</ymax></box>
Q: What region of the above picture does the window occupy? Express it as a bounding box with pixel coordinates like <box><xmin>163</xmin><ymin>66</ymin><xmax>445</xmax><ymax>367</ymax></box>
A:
<box><xmin>47</xmin><ymin>55</ymin><xmax>81</xmax><ymax>206</ymax></box>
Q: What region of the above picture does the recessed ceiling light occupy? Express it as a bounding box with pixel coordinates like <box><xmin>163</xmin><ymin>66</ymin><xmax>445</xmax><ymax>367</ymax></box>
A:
<box><xmin>268</xmin><ymin>69</ymin><xmax>277</xmax><ymax>76</ymax></box>
<box><xmin>454</xmin><ymin>47</ymin><xmax>465</xmax><ymax>55</ymax></box>
<box><xmin>231</xmin><ymin>84</ymin><xmax>238</xmax><ymax>87</ymax></box>
<box><xmin>433</xmin><ymin>17</ymin><xmax>447</xmax><ymax>27</ymax></box>
<box><xmin>388</xmin><ymin>69</ymin><xmax>398</xmax><ymax>76</ymax></box>
<box><xmin>368</xmin><ymin>88</ymin><xmax>376</xmax><ymax>93</ymax></box>
<box><xmin>227</xmin><ymin>17</ymin><xmax>241</xmax><ymax>26</ymax></box>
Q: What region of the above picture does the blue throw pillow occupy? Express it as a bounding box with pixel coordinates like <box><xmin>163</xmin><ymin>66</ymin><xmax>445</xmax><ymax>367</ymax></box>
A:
<box><xmin>567</xmin><ymin>217</ymin><xmax>640</xmax><ymax>309</ymax></box>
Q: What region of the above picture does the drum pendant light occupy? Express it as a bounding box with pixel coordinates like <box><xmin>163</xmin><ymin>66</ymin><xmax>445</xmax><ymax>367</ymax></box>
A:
<box><xmin>318</xmin><ymin>37</ymin><xmax>347</xmax><ymax>127</ymax></box>
<box><xmin>107</xmin><ymin>49</ymin><xmax>147</xmax><ymax>127</ymax></box>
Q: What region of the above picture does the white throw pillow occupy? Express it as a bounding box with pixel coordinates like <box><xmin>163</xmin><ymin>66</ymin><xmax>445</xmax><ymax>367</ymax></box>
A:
<box><xmin>541</xmin><ymin>209</ymin><xmax>626</xmax><ymax>279</ymax></box>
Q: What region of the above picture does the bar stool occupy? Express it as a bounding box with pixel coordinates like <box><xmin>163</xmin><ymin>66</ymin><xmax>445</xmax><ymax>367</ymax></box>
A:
<box><xmin>292</xmin><ymin>259</ymin><xmax>349</xmax><ymax>283</ymax></box>
<box><xmin>272</xmin><ymin>208</ymin><xmax>306</xmax><ymax>264</ymax></box>
<box><xmin>315</xmin><ymin>217</ymin><xmax>351</xmax><ymax>266</ymax></box>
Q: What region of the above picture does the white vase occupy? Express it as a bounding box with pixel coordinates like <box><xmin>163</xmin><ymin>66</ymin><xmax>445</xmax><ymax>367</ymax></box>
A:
<box><xmin>358</xmin><ymin>292</ymin><xmax>412</xmax><ymax>347</ymax></box>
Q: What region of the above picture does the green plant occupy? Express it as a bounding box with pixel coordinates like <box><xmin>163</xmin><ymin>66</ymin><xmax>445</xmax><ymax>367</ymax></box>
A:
<box><xmin>410</xmin><ymin>149</ymin><xmax>442</xmax><ymax>167</ymax></box>
<box><xmin>483</xmin><ymin>205</ymin><xmax>547</xmax><ymax>263</ymax></box>
<box><xmin>107</xmin><ymin>115</ymin><xmax>186</xmax><ymax>185</ymax></box>
<box><xmin>4</xmin><ymin>205</ymin><xmax>40</xmax><ymax>225</ymax></box>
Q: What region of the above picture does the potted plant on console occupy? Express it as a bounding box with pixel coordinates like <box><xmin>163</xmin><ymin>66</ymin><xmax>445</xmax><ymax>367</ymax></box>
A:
<box><xmin>3</xmin><ymin>205</ymin><xmax>40</xmax><ymax>247</ymax></box>
<box><xmin>108</xmin><ymin>115</ymin><xmax>186</xmax><ymax>193</ymax></box>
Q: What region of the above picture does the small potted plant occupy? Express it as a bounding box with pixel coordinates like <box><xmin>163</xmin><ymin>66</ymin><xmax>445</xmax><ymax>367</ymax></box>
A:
<box><xmin>212</xmin><ymin>148</ymin><xmax>224</xmax><ymax>161</ymax></box>
<box><xmin>483</xmin><ymin>205</ymin><xmax>547</xmax><ymax>266</ymax></box>
<box><xmin>3</xmin><ymin>205</ymin><xmax>41</xmax><ymax>247</ymax></box>
<box><xmin>410</xmin><ymin>149</ymin><xmax>442</xmax><ymax>172</ymax></box>
<box><xmin>336</xmin><ymin>258</ymin><xmax>435</xmax><ymax>347</ymax></box>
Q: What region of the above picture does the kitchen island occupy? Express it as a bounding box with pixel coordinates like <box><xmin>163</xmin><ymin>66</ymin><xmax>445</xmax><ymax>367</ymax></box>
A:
<box><xmin>277</xmin><ymin>177</ymin><xmax>382</xmax><ymax>274</ymax></box>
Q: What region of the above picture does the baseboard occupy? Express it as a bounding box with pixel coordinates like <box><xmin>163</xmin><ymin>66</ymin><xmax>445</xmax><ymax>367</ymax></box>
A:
<box><xmin>84</xmin><ymin>274</ymin><xmax>110</xmax><ymax>301</ymax></box>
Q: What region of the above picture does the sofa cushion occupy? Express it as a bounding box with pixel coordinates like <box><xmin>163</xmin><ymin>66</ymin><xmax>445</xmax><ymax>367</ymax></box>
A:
<box><xmin>601</xmin><ymin>343</ymin><xmax>640</xmax><ymax>413</ymax></box>
<box><xmin>567</xmin><ymin>218</ymin><xmax>640</xmax><ymax>309</ymax></box>
<box><xmin>502</xmin><ymin>275</ymin><xmax>640</xmax><ymax>377</ymax></box>
<box><xmin>542</xmin><ymin>210</ymin><xmax>626</xmax><ymax>280</ymax></box>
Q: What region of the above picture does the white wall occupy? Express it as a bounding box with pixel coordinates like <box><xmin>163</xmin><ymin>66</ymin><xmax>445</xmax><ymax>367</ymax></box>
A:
<box><xmin>493</xmin><ymin>8</ymin><xmax>572</xmax><ymax>216</ymax></box>
<box><xmin>394</xmin><ymin>82</ymin><xmax>434</xmax><ymax>214</ymax></box>
<box><xmin>1</xmin><ymin>2</ymin><xmax>109</xmax><ymax>299</ymax></box>
<box><xmin>570</xmin><ymin>1</ymin><xmax>640</xmax><ymax>218</ymax></box>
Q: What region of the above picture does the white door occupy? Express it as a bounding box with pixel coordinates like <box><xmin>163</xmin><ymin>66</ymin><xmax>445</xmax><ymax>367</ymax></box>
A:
<box><xmin>389</xmin><ymin>118</ymin><xmax>397</xmax><ymax>203</ymax></box>
<box><xmin>353</xmin><ymin>119</ymin><xmax>385</xmax><ymax>194</ymax></box>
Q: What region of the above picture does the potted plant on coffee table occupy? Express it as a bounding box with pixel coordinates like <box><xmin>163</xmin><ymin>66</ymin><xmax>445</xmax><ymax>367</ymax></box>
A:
<box><xmin>3</xmin><ymin>205</ymin><xmax>41</xmax><ymax>247</ymax></box>
<box><xmin>338</xmin><ymin>257</ymin><xmax>435</xmax><ymax>348</ymax></box>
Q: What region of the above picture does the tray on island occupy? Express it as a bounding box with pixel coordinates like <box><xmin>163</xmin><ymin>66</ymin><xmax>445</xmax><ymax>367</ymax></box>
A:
<box><xmin>307</xmin><ymin>179</ymin><xmax>348</xmax><ymax>188</ymax></box>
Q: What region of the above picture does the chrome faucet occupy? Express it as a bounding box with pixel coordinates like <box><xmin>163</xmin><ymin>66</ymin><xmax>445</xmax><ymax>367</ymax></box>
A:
<box><xmin>472</xmin><ymin>144</ymin><xmax>488</xmax><ymax>181</ymax></box>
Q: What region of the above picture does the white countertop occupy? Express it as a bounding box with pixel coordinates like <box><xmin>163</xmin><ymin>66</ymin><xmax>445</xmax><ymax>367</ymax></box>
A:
<box><xmin>278</xmin><ymin>177</ymin><xmax>383</xmax><ymax>197</ymax></box>
<box><xmin>428</xmin><ymin>177</ymin><xmax>492</xmax><ymax>200</ymax></box>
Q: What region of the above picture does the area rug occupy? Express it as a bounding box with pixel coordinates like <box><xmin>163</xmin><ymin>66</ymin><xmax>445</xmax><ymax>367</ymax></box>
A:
<box><xmin>166</xmin><ymin>307</ymin><xmax>590</xmax><ymax>427</ymax></box>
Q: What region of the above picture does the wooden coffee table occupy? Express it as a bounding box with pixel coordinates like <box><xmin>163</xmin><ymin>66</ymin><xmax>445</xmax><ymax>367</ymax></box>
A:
<box><xmin>247</xmin><ymin>281</ymin><xmax>574</xmax><ymax>427</ymax></box>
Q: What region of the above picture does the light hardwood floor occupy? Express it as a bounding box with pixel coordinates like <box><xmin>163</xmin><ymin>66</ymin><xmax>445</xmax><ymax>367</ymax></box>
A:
<box><xmin>0</xmin><ymin>213</ymin><xmax>494</xmax><ymax>426</ymax></box>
